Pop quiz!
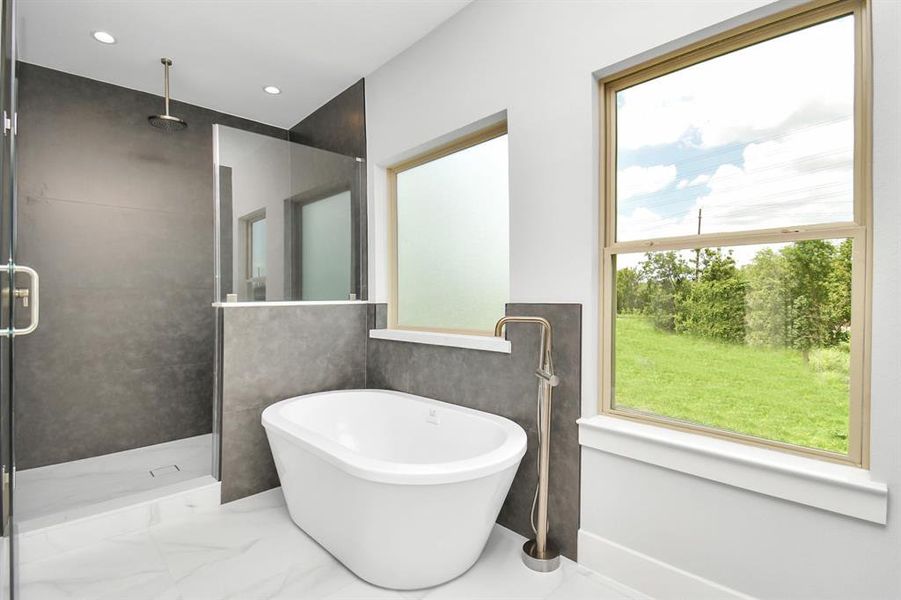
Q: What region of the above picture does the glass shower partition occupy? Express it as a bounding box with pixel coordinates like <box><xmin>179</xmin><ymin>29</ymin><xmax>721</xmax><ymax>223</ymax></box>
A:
<box><xmin>1</xmin><ymin>0</ymin><xmax>26</xmax><ymax>595</ymax></box>
<box><xmin>213</xmin><ymin>125</ymin><xmax>366</xmax><ymax>304</ymax></box>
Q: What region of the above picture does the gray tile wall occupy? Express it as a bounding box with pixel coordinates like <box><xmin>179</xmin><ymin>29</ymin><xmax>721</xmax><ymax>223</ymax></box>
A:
<box><xmin>15</xmin><ymin>63</ymin><xmax>288</xmax><ymax>469</ymax></box>
<box><xmin>289</xmin><ymin>79</ymin><xmax>366</xmax><ymax>159</ymax></box>
<box><xmin>220</xmin><ymin>304</ymin><xmax>368</xmax><ymax>502</ymax></box>
<box><xmin>366</xmin><ymin>303</ymin><xmax>582</xmax><ymax>560</ymax></box>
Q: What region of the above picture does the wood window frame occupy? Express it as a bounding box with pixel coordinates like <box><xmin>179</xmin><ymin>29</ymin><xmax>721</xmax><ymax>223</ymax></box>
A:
<box><xmin>386</xmin><ymin>121</ymin><xmax>508</xmax><ymax>336</ymax></box>
<box><xmin>598</xmin><ymin>0</ymin><xmax>873</xmax><ymax>467</ymax></box>
<box><xmin>243</xmin><ymin>209</ymin><xmax>266</xmax><ymax>281</ymax></box>
<box><xmin>241</xmin><ymin>209</ymin><xmax>267</xmax><ymax>301</ymax></box>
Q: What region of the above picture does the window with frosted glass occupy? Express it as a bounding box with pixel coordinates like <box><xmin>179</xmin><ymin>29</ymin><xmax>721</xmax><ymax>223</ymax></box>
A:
<box><xmin>393</xmin><ymin>132</ymin><xmax>509</xmax><ymax>333</ymax></box>
<box><xmin>301</xmin><ymin>191</ymin><xmax>352</xmax><ymax>301</ymax></box>
<box><xmin>249</xmin><ymin>217</ymin><xmax>266</xmax><ymax>279</ymax></box>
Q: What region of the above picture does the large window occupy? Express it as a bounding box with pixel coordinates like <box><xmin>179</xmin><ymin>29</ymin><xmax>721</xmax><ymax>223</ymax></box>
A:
<box><xmin>388</xmin><ymin>123</ymin><xmax>509</xmax><ymax>334</ymax></box>
<box><xmin>600</xmin><ymin>0</ymin><xmax>870</xmax><ymax>465</ymax></box>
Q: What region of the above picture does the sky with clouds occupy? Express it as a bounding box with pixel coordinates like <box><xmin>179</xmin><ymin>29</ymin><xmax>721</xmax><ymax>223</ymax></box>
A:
<box><xmin>615</xmin><ymin>15</ymin><xmax>854</xmax><ymax>268</ymax></box>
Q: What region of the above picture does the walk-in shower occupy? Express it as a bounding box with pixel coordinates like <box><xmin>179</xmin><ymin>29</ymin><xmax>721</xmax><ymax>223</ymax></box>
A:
<box><xmin>11</xmin><ymin>59</ymin><xmax>218</xmax><ymax>533</ymax></box>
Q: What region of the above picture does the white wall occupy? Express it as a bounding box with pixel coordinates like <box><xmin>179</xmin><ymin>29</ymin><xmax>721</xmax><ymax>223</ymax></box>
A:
<box><xmin>365</xmin><ymin>0</ymin><xmax>901</xmax><ymax>597</ymax></box>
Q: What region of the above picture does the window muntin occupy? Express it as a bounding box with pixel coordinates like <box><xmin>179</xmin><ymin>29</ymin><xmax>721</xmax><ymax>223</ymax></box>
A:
<box><xmin>601</xmin><ymin>1</ymin><xmax>869</xmax><ymax>465</ymax></box>
<box><xmin>389</xmin><ymin>126</ymin><xmax>509</xmax><ymax>334</ymax></box>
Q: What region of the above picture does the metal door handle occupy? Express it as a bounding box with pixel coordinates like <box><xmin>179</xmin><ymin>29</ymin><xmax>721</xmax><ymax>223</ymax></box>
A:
<box><xmin>2</xmin><ymin>264</ymin><xmax>39</xmax><ymax>337</ymax></box>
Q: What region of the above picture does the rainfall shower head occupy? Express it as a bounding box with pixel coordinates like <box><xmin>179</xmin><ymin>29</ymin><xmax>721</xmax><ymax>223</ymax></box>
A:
<box><xmin>149</xmin><ymin>58</ymin><xmax>187</xmax><ymax>131</ymax></box>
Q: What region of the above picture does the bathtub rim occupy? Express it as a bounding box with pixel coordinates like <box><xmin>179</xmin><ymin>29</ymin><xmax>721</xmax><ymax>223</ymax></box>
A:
<box><xmin>262</xmin><ymin>389</ymin><xmax>527</xmax><ymax>486</ymax></box>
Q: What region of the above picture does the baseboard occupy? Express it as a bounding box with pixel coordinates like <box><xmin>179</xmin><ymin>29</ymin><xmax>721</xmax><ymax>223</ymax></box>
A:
<box><xmin>578</xmin><ymin>529</ymin><xmax>754</xmax><ymax>600</ymax></box>
<box><xmin>17</xmin><ymin>475</ymin><xmax>220</xmax><ymax>564</ymax></box>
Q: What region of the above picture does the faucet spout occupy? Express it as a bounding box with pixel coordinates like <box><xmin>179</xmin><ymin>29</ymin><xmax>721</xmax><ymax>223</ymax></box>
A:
<box><xmin>494</xmin><ymin>316</ymin><xmax>553</xmax><ymax>359</ymax></box>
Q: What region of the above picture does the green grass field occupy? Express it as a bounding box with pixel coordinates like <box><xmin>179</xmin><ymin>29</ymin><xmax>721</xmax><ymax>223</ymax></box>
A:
<box><xmin>614</xmin><ymin>315</ymin><xmax>850</xmax><ymax>454</ymax></box>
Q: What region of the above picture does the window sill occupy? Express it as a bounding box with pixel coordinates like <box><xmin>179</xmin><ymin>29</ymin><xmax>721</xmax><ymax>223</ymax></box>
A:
<box><xmin>368</xmin><ymin>329</ymin><xmax>511</xmax><ymax>353</ymax></box>
<box><xmin>578</xmin><ymin>415</ymin><xmax>887</xmax><ymax>524</ymax></box>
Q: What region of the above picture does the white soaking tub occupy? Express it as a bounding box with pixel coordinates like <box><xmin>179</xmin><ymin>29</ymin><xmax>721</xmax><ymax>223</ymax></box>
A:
<box><xmin>261</xmin><ymin>389</ymin><xmax>527</xmax><ymax>590</ymax></box>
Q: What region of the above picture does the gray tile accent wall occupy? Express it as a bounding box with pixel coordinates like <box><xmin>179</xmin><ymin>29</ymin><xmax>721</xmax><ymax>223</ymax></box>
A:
<box><xmin>220</xmin><ymin>304</ymin><xmax>368</xmax><ymax>502</ymax></box>
<box><xmin>289</xmin><ymin>79</ymin><xmax>366</xmax><ymax>159</ymax></box>
<box><xmin>15</xmin><ymin>63</ymin><xmax>288</xmax><ymax>469</ymax></box>
<box><xmin>365</xmin><ymin>303</ymin><xmax>582</xmax><ymax>560</ymax></box>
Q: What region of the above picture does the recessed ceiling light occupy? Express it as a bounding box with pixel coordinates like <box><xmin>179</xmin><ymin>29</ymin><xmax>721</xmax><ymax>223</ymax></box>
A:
<box><xmin>92</xmin><ymin>31</ymin><xmax>116</xmax><ymax>44</ymax></box>
<box><xmin>263</xmin><ymin>85</ymin><xmax>281</xmax><ymax>95</ymax></box>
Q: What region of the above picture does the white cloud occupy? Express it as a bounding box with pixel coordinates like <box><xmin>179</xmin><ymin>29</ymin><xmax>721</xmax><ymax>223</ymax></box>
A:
<box><xmin>616</xmin><ymin>16</ymin><xmax>854</xmax><ymax>150</ymax></box>
<box><xmin>693</xmin><ymin>119</ymin><xmax>853</xmax><ymax>234</ymax></box>
<box><xmin>617</xmin><ymin>119</ymin><xmax>854</xmax><ymax>249</ymax></box>
<box><xmin>617</xmin><ymin>164</ymin><xmax>677</xmax><ymax>200</ymax></box>
<box><xmin>673</xmin><ymin>174</ymin><xmax>711</xmax><ymax>191</ymax></box>
<box><xmin>617</xmin><ymin>205</ymin><xmax>686</xmax><ymax>246</ymax></box>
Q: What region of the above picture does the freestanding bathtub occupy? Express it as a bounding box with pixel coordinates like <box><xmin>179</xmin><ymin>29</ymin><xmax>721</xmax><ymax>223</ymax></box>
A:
<box><xmin>261</xmin><ymin>389</ymin><xmax>527</xmax><ymax>590</ymax></box>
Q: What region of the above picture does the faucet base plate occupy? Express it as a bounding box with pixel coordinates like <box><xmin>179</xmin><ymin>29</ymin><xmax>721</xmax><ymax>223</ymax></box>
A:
<box><xmin>521</xmin><ymin>539</ymin><xmax>561</xmax><ymax>573</ymax></box>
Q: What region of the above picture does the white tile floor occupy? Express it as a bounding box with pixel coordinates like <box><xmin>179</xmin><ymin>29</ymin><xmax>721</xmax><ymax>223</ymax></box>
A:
<box><xmin>16</xmin><ymin>435</ymin><xmax>213</xmax><ymax>525</ymax></box>
<box><xmin>18</xmin><ymin>488</ymin><xmax>642</xmax><ymax>600</ymax></box>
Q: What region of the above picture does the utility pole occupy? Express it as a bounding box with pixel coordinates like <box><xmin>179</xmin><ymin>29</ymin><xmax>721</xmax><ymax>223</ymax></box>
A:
<box><xmin>694</xmin><ymin>207</ymin><xmax>702</xmax><ymax>280</ymax></box>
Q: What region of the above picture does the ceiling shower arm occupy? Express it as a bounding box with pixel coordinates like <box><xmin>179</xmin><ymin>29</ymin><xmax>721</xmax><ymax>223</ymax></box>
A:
<box><xmin>162</xmin><ymin>58</ymin><xmax>171</xmax><ymax>116</ymax></box>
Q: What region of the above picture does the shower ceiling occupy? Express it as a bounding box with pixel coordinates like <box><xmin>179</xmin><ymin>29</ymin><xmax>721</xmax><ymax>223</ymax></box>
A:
<box><xmin>16</xmin><ymin>0</ymin><xmax>470</xmax><ymax>128</ymax></box>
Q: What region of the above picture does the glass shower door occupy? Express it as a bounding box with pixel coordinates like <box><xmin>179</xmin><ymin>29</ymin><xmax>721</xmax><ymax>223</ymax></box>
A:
<box><xmin>0</xmin><ymin>0</ymin><xmax>34</xmax><ymax>596</ymax></box>
<box><xmin>0</xmin><ymin>0</ymin><xmax>14</xmax><ymax>594</ymax></box>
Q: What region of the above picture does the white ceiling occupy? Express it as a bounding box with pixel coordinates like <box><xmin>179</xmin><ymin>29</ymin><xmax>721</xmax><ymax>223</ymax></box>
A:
<box><xmin>17</xmin><ymin>0</ymin><xmax>470</xmax><ymax>128</ymax></box>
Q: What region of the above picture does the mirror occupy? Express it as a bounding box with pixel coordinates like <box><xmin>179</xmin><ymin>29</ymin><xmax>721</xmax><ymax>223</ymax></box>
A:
<box><xmin>215</xmin><ymin>125</ymin><xmax>366</xmax><ymax>302</ymax></box>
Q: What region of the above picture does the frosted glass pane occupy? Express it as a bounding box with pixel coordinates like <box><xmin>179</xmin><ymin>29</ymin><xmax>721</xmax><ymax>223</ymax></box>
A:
<box><xmin>250</xmin><ymin>218</ymin><xmax>266</xmax><ymax>277</ymax></box>
<box><xmin>301</xmin><ymin>191</ymin><xmax>352</xmax><ymax>301</ymax></box>
<box><xmin>615</xmin><ymin>16</ymin><xmax>854</xmax><ymax>241</ymax></box>
<box><xmin>396</xmin><ymin>134</ymin><xmax>509</xmax><ymax>331</ymax></box>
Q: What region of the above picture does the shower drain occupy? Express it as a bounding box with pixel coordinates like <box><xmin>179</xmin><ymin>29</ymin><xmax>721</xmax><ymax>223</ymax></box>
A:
<box><xmin>149</xmin><ymin>464</ymin><xmax>181</xmax><ymax>478</ymax></box>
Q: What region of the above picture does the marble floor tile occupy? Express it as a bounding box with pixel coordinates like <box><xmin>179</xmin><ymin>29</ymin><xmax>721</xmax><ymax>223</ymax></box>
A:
<box><xmin>544</xmin><ymin>567</ymin><xmax>649</xmax><ymax>600</ymax></box>
<box><xmin>18</xmin><ymin>487</ymin><xmax>634</xmax><ymax>600</ymax></box>
<box><xmin>18</xmin><ymin>532</ymin><xmax>177</xmax><ymax>600</ymax></box>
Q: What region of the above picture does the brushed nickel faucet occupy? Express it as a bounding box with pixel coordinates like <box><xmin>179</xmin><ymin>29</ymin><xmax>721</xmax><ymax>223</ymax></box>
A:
<box><xmin>494</xmin><ymin>316</ymin><xmax>560</xmax><ymax>572</ymax></box>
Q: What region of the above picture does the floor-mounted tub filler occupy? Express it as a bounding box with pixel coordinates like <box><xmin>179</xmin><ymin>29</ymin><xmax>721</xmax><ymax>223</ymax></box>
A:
<box><xmin>262</xmin><ymin>389</ymin><xmax>527</xmax><ymax>590</ymax></box>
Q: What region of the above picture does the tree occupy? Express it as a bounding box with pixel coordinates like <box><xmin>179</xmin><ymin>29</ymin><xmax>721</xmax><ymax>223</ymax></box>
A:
<box><xmin>616</xmin><ymin>267</ymin><xmax>642</xmax><ymax>314</ymax></box>
<box><xmin>744</xmin><ymin>248</ymin><xmax>790</xmax><ymax>347</ymax></box>
<box><xmin>782</xmin><ymin>240</ymin><xmax>836</xmax><ymax>360</ymax></box>
<box><xmin>825</xmin><ymin>238</ymin><xmax>853</xmax><ymax>345</ymax></box>
<box><xmin>638</xmin><ymin>251</ymin><xmax>691</xmax><ymax>332</ymax></box>
<box><xmin>676</xmin><ymin>249</ymin><xmax>747</xmax><ymax>343</ymax></box>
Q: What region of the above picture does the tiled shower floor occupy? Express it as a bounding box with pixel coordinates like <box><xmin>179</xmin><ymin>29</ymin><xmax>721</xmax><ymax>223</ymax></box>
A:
<box><xmin>18</xmin><ymin>488</ymin><xmax>642</xmax><ymax>600</ymax></box>
<box><xmin>16</xmin><ymin>434</ymin><xmax>212</xmax><ymax>525</ymax></box>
